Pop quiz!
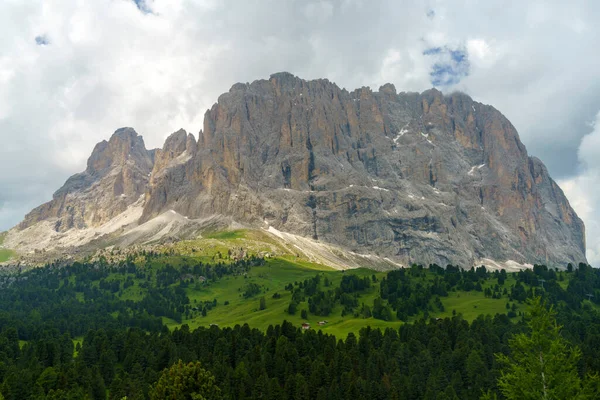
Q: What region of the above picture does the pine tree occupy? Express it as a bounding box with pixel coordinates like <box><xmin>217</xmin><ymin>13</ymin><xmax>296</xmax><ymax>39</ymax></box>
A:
<box><xmin>484</xmin><ymin>297</ymin><xmax>599</xmax><ymax>400</ymax></box>
<box><xmin>149</xmin><ymin>360</ymin><xmax>222</xmax><ymax>400</ymax></box>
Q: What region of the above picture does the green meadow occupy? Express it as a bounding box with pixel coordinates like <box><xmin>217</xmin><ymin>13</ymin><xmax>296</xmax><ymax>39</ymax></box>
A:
<box><xmin>12</xmin><ymin>228</ymin><xmax>536</xmax><ymax>338</ymax></box>
<box><xmin>107</xmin><ymin>251</ymin><xmax>531</xmax><ymax>338</ymax></box>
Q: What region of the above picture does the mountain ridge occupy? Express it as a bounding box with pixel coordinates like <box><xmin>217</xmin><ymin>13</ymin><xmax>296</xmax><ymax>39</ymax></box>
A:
<box><xmin>4</xmin><ymin>72</ymin><xmax>586</xmax><ymax>269</ymax></box>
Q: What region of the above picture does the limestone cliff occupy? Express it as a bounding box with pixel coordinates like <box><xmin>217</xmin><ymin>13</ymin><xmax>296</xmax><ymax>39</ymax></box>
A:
<box><xmin>18</xmin><ymin>127</ymin><xmax>153</xmax><ymax>232</ymax></box>
<box><xmin>6</xmin><ymin>73</ymin><xmax>586</xmax><ymax>268</ymax></box>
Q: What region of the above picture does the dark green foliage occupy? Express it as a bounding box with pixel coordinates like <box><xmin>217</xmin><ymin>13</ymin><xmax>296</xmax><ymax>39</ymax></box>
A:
<box><xmin>149</xmin><ymin>360</ymin><xmax>222</xmax><ymax>400</ymax></box>
<box><xmin>488</xmin><ymin>297</ymin><xmax>600</xmax><ymax>399</ymax></box>
<box><xmin>243</xmin><ymin>283</ymin><xmax>262</xmax><ymax>299</ymax></box>
<box><xmin>288</xmin><ymin>301</ymin><xmax>298</xmax><ymax>315</ymax></box>
<box><xmin>0</xmin><ymin>260</ymin><xmax>597</xmax><ymax>399</ymax></box>
<box><xmin>371</xmin><ymin>297</ymin><xmax>392</xmax><ymax>321</ymax></box>
<box><xmin>0</xmin><ymin>254</ymin><xmax>264</xmax><ymax>339</ymax></box>
<box><xmin>287</xmin><ymin>273</ymin><xmax>373</xmax><ymax>318</ymax></box>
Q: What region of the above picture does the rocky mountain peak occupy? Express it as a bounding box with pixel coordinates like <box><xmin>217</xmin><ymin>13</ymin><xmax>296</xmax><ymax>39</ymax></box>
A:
<box><xmin>145</xmin><ymin>73</ymin><xmax>586</xmax><ymax>267</ymax></box>
<box><xmin>379</xmin><ymin>83</ymin><xmax>397</xmax><ymax>95</ymax></box>
<box><xmin>162</xmin><ymin>129</ymin><xmax>195</xmax><ymax>155</ymax></box>
<box><xmin>86</xmin><ymin>127</ymin><xmax>152</xmax><ymax>175</ymax></box>
<box><xmin>149</xmin><ymin>129</ymin><xmax>197</xmax><ymax>185</ymax></box>
<box><xmin>6</xmin><ymin>73</ymin><xmax>587</xmax><ymax>269</ymax></box>
<box><xmin>15</xmin><ymin>128</ymin><xmax>154</xmax><ymax>233</ymax></box>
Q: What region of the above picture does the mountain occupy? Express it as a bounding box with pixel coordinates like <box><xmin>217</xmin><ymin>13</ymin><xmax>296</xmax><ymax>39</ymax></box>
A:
<box><xmin>4</xmin><ymin>72</ymin><xmax>586</xmax><ymax>268</ymax></box>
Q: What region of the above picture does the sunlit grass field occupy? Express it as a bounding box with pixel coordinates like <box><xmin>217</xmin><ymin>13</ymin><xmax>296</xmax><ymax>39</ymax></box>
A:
<box><xmin>66</xmin><ymin>229</ymin><xmax>537</xmax><ymax>338</ymax></box>
<box><xmin>151</xmin><ymin>257</ymin><xmax>530</xmax><ymax>337</ymax></box>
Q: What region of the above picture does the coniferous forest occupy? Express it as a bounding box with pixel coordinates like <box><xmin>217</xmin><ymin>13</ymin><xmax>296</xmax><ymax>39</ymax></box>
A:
<box><xmin>0</xmin><ymin>255</ymin><xmax>598</xmax><ymax>399</ymax></box>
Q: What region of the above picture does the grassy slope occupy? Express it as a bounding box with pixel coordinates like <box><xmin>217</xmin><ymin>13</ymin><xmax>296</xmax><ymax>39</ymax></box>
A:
<box><xmin>161</xmin><ymin>229</ymin><xmax>294</xmax><ymax>265</ymax></box>
<box><xmin>0</xmin><ymin>232</ymin><xmax>15</xmax><ymax>262</ymax></box>
<box><xmin>74</xmin><ymin>229</ymin><xmax>534</xmax><ymax>338</ymax></box>
<box><xmin>437</xmin><ymin>275</ymin><xmax>527</xmax><ymax>320</ymax></box>
<box><xmin>176</xmin><ymin>260</ymin><xmax>395</xmax><ymax>338</ymax></box>
<box><xmin>155</xmin><ymin>258</ymin><xmax>530</xmax><ymax>338</ymax></box>
<box><xmin>0</xmin><ymin>250</ymin><xmax>15</xmax><ymax>263</ymax></box>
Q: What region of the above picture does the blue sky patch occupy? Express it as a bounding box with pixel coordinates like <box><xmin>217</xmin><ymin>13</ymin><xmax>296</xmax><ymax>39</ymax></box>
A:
<box><xmin>423</xmin><ymin>47</ymin><xmax>442</xmax><ymax>56</ymax></box>
<box><xmin>133</xmin><ymin>0</ymin><xmax>152</xmax><ymax>14</ymax></box>
<box><xmin>35</xmin><ymin>35</ymin><xmax>49</xmax><ymax>46</ymax></box>
<box><xmin>423</xmin><ymin>45</ymin><xmax>470</xmax><ymax>87</ymax></box>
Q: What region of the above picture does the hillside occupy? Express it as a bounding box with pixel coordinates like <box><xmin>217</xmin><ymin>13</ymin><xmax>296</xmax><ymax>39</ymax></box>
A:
<box><xmin>4</xmin><ymin>73</ymin><xmax>586</xmax><ymax>269</ymax></box>
<box><xmin>2</xmin><ymin>241</ymin><xmax>590</xmax><ymax>338</ymax></box>
<box><xmin>0</xmin><ymin>249</ymin><xmax>598</xmax><ymax>399</ymax></box>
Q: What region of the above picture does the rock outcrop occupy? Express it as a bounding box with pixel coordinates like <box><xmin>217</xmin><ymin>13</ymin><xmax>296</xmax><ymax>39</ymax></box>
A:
<box><xmin>6</xmin><ymin>73</ymin><xmax>587</xmax><ymax>268</ymax></box>
<box><xmin>18</xmin><ymin>127</ymin><xmax>153</xmax><ymax>232</ymax></box>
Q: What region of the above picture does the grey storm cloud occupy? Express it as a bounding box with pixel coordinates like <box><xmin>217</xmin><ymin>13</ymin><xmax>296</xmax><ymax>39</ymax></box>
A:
<box><xmin>1</xmin><ymin>0</ymin><xmax>600</xmax><ymax>263</ymax></box>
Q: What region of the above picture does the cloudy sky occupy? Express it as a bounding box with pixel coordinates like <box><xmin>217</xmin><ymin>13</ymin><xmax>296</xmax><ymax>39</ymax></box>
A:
<box><xmin>1</xmin><ymin>0</ymin><xmax>599</xmax><ymax>264</ymax></box>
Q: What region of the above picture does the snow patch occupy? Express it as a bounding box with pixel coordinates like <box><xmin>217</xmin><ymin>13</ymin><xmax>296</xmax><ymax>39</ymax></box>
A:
<box><xmin>372</xmin><ymin>186</ymin><xmax>389</xmax><ymax>192</ymax></box>
<box><xmin>393</xmin><ymin>124</ymin><xmax>410</xmax><ymax>144</ymax></box>
<box><xmin>469</xmin><ymin>163</ymin><xmax>486</xmax><ymax>176</ymax></box>
<box><xmin>421</xmin><ymin>132</ymin><xmax>434</xmax><ymax>145</ymax></box>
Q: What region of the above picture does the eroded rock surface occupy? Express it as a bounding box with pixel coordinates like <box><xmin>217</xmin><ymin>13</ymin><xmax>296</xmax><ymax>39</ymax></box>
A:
<box><xmin>7</xmin><ymin>73</ymin><xmax>586</xmax><ymax>268</ymax></box>
<box><xmin>18</xmin><ymin>127</ymin><xmax>152</xmax><ymax>232</ymax></box>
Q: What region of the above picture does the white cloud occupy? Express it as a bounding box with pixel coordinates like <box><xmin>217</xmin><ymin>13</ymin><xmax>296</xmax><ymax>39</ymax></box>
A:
<box><xmin>466</xmin><ymin>38</ymin><xmax>495</xmax><ymax>67</ymax></box>
<box><xmin>0</xmin><ymin>0</ymin><xmax>599</xmax><ymax>267</ymax></box>
<box><xmin>559</xmin><ymin>111</ymin><xmax>600</xmax><ymax>266</ymax></box>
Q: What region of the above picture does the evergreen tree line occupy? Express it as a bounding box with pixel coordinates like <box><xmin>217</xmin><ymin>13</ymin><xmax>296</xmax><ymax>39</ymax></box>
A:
<box><xmin>0</xmin><ymin>256</ymin><xmax>264</xmax><ymax>339</ymax></box>
<box><xmin>0</xmin><ymin>259</ymin><xmax>598</xmax><ymax>398</ymax></box>
<box><xmin>0</xmin><ymin>300</ymin><xmax>598</xmax><ymax>399</ymax></box>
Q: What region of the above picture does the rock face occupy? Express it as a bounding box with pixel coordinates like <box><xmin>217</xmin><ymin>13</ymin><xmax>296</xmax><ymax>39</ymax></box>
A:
<box><xmin>8</xmin><ymin>73</ymin><xmax>586</xmax><ymax>268</ymax></box>
<box><xmin>18</xmin><ymin>128</ymin><xmax>153</xmax><ymax>232</ymax></box>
